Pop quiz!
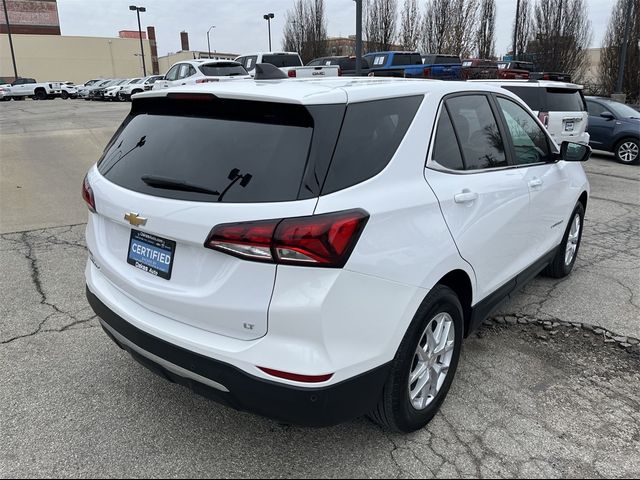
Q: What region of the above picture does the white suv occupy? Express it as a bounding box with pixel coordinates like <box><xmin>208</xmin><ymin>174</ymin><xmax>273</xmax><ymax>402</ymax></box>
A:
<box><xmin>152</xmin><ymin>60</ymin><xmax>250</xmax><ymax>90</ymax></box>
<box><xmin>474</xmin><ymin>79</ymin><xmax>590</xmax><ymax>146</ymax></box>
<box><xmin>84</xmin><ymin>78</ymin><xmax>590</xmax><ymax>432</ymax></box>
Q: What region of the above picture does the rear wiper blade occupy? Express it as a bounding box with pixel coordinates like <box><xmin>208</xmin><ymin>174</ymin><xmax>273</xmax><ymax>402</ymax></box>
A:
<box><xmin>141</xmin><ymin>175</ymin><xmax>220</xmax><ymax>196</ymax></box>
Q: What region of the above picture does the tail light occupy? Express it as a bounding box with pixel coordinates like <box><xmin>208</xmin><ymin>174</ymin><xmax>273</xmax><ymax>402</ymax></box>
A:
<box><xmin>205</xmin><ymin>209</ymin><xmax>369</xmax><ymax>268</ymax></box>
<box><xmin>196</xmin><ymin>78</ymin><xmax>220</xmax><ymax>83</ymax></box>
<box><xmin>82</xmin><ymin>174</ymin><xmax>96</xmax><ymax>212</ymax></box>
<box><xmin>538</xmin><ymin>111</ymin><xmax>549</xmax><ymax>128</ymax></box>
<box><xmin>423</xmin><ymin>67</ymin><xmax>431</xmax><ymax>78</ymax></box>
<box><xmin>287</xmin><ymin>69</ymin><xmax>297</xmax><ymax>78</ymax></box>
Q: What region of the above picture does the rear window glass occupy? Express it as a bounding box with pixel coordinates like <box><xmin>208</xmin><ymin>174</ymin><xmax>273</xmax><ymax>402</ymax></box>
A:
<box><xmin>435</xmin><ymin>56</ymin><xmax>460</xmax><ymax>64</ymax></box>
<box><xmin>501</xmin><ymin>86</ymin><xmax>543</xmax><ymax>111</ymax></box>
<box><xmin>322</xmin><ymin>96</ymin><xmax>423</xmax><ymax>194</ymax></box>
<box><xmin>261</xmin><ymin>54</ymin><xmax>301</xmax><ymax>68</ymax></box>
<box><xmin>199</xmin><ymin>63</ymin><xmax>248</xmax><ymax>76</ymax></box>
<box><xmin>545</xmin><ymin>88</ymin><xmax>586</xmax><ymax>112</ymax></box>
<box><xmin>98</xmin><ymin>98</ymin><xmax>317</xmax><ymax>203</ymax></box>
<box><xmin>392</xmin><ymin>54</ymin><xmax>422</xmax><ymax>66</ymax></box>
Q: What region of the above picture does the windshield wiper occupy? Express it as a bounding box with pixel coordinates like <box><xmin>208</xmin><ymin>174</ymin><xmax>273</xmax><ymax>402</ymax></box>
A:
<box><xmin>141</xmin><ymin>175</ymin><xmax>220</xmax><ymax>196</ymax></box>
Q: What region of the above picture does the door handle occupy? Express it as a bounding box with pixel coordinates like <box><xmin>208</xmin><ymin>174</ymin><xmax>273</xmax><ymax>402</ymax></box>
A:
<box><xmin>529</xmin><ymin>178</ymin><xmax>544</xmax><ymax>188</ymax></box>
<box><xmin>454</xmin><ymin>191</ymin><xmax>479</xmax><ymax>204</ymax></box>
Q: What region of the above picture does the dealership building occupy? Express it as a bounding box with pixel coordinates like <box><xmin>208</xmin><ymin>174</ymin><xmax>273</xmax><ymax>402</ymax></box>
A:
<box><xmin>1</xmin><ymin>0</ymin><xmax>238</xmax><ymax>84</ymax></box>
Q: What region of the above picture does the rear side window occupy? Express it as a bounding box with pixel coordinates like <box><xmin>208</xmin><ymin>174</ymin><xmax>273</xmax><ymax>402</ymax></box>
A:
<box><xmin>545</xmin><ymin>88</ymin><xmax>586</xmax><ymax>112</ymax></box>
<box><xmin>446</xmin><ymin>95</ymin><xmax>508</xmax><ymax>170</ymax></box>
<box><xmin>98</xmin><ymin>98</ymin><xmax>322</xmax><ymax>203</ymax></box>
<box><xmin>431</xmin><ymin>107</ymin><xmax>464</xmax><ymax>171</ymax></box>
<box><xmin>261</xmin><ymin>54</ymin><xmax>301</xmax><ymax>68</ymax></box>
<box><xmin>322</xmin><ymin>96</ymin><xmax>423</xmax><ymax>194</ymax></box>
<box><xmin>435</xmin><ymin>56</ymin><xmax>460</xmax><ymax>64</ymax></box>
<box><xmin>502</xmin><ymin>86</ymin><xmax>543</xmax><ymax>111</ymax></box>
<box><xmin>199</xmin><ymin>63</ymin><xmax>248</xmax><ymax>76</ymax></box>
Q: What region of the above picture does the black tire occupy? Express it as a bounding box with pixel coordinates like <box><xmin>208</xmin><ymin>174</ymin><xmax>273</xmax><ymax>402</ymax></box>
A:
<box><xmin>542</xmin><ymin>202</ymin><xmax>585</xmax><ymax>278</ymax></box>
<box><xmin>131</xmin><ymin>89</ymin><xmax>143</xmax><ymax>97</ymax></box>
<box><xmin>13</xmin><ymin>96</ymin><xmax>25</xmax><ymax>101</ymax></box>
<box><xmin>369</xmin><ymin>285</ymin><xmax>464</xmax><ymax>433</ymax></box>
<box><xmin>60</xmin><ymin>91</ymin><xmax>69</xmax><ymax>100</ymax></box>
<box><xmin>34</xmin><ymin>89</ymin><xmax>47</xmax><ymax>100</ymax></box>
<box><xmin>614</xmin><ymin>138</ymin><xmax>640</xmax><ymax>165</ymax></box>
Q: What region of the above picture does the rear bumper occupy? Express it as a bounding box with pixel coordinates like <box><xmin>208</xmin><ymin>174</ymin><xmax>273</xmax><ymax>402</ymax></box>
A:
<box><xmin>86</xmin><ymin>287</ymin><xmax>391</xmax><ymax>427</ymax></box>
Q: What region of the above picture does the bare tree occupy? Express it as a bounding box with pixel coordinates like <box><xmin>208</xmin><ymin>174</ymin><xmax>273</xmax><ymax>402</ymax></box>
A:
<box><xmin>420</xmin><ymin>0</ymin><xmax>450</xmax><ymax>53</ymax></box>
<box><xmin>399</xmin><ymin>0</ymin><xmax>421</xmax><ymax>50</ymax></box>
<box><xmin>447</xmin><ymin>0</ymin><xmax>479</xmax><ymax>57</ymax></box>
<box><xmin>529</xmin><ymin>0</ymin><xmax>592</xmax><ymax>78</ymax></box>
<box><xmin>512</xmin><ymin>0</ymin><xmax>534</xmax><ymax>57</ymax></box>
<box><xmin>476</xmin><ymin>0</ymin><xmax>496</xmax><ymax>58</ymax></box>
<box><xmin>365</xmin><ymin>0</ymin><xmax>398</xmax><ymax>52</ymax></box>
<box><xmin>282</xmin><ymin>0</ymin><xmax>327</xmax><ymax>63</ymax></box>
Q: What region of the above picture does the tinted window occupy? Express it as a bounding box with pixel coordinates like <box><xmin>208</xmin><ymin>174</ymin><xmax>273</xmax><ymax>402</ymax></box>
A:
<box><xmin>435</xmin><ymin>56</ymin><xmax>460</xmax><ymax>64</ymax></box>
<box><xmin>391</xmin><ymin>54</ymin><xmax>422</xmax><ymax>66</ymax></box>
<box><xmin>431</xmin><ymin>107</ymin><xmax>464</xmax><ymax>170</ymax></box>
<box><xmin>165</xmin><ymin>65</ymin><xmax>180</xmax><ymax>81</ymax></box>
<box><xmin>586</xmin><ymin>100</ymin><xmax>608</xmax><ymax>117</ymax></box>
<box><xmin>545</xmin><ymin>88</ymin><xmax>586</xmax><ymax>112</ymax></box>
<box><xmin>446</xmin><ymin>95</ymin><xmax>507</xmax><ymax>170</ymax></box>
<box><xmin>199</xmin><ymin>63</ymin><xmax>248</xmax><ymax>76</ymax></box>
<box><xmin>98</xmin><ymin>98</ymin><xmax>319</xmax><ymax>203</ymax></box>
<box><xmin>497</xmin><ymin>97</ymin><xmax>551</xmax><ymax>165</ymax></box>
<box><xmin>261</xmin><ymin>54</ymin><xmax>302</xmax><ymax>68</ymax></box>
<box><xmin>307</xmin><ymin>59</ymin><xmax>322</xmax><ymax>66</ymax></box>
<box><xmin>502</xmin><ymin>86</ymin><xmax>543</xmax><ymax>111</ymax></box>
<box><xmin>322</xmin><ymin>96</ymin><xmax>423</xmax><ymax>194</ymax></box>
<box><xmin>607</xmin><ymin>101</ymin><xmax>640</xmax><ymax>118</ymax></box>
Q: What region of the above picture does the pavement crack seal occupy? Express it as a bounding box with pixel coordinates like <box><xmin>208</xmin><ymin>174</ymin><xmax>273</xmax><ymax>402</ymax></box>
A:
<box><xmin>0</xmin><ymin>232</ymin><xmax>93</xmax><ymax>345</ymax></box>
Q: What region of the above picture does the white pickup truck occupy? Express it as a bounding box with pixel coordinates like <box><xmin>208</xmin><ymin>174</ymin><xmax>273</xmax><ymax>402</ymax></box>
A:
<box><xmin>4</xmin><ymin>78</ymin><xmax>63</xmax><ymax>100</ymax></box>
<box><xmin>235</xmin><ymin>52</ymin><xmax>340</xmax><ymax>78</ymax></box>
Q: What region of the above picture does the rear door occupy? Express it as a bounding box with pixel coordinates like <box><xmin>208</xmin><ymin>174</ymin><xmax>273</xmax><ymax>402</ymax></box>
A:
<box><xmin>425</xmin><ymin>94</ymin><xmax>533</xmax><ymax>300</ymax></box>
<box><xmin>87</xmin><ymin>95</ymin><xmax>338</xmax><ymax>340</ymax></box>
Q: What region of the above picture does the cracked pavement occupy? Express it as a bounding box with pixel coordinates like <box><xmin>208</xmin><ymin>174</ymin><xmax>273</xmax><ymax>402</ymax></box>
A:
<box><xmin>1</xmin><ymin>100</ymin><xmax>639</xmax><ymax>478</ymax></box>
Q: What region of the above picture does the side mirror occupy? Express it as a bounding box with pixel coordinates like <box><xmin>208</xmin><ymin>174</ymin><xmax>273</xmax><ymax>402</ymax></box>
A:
<box><xmin>600</xmin><ymin>111</ymin><xmax>615</xmax><ymax>120</ymax></box>
<box><xmin>561</xmin><ymin>141</ymin><xmax>591</xmax><ymax>162</ymax></box>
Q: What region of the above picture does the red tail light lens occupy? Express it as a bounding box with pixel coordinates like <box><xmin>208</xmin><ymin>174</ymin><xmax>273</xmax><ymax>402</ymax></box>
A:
<box><xmin>423</xmin><ymin>67</ymin><xmax>431</xmax><ymax>78</ymax></box>
<box><xmin>287</xmin><ymin>69</ymin><xmax>297</xmax><ymax>78</ymax></box>
<box><xmin>204</xmin><ymin>209</ymin><xmax>369</xmax><ymax>268</ymax></box>
<box><xmin>82</xmin><ymin>174</ymin><xmax>96</xmax><ymax>212</ymax></box>
<box><xmin>196</xmin><ymin>78</ymin><xmax>220</xmax><ymax>84</ymax></box>
<box><xmin>258</xmin><ymin>367</ymin><xmax>333</xmax><ymax>383</ymax></box>
<box><xmin>538</xmin><ymin>111</ymin><xmax>549</xmax><ymax>128</ymax></box>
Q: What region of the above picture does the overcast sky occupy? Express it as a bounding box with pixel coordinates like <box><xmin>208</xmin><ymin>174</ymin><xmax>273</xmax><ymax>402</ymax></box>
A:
<box><xmin>56</xmin><ymin>0</ymin><xmax>613</xmax><ymax>58</ymax></box>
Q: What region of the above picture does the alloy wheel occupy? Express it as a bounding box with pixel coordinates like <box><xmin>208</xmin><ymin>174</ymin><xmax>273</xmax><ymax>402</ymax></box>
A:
<box><xmin>618</xmin><ymin>141</ymin><xmax>639</xmax><ymax>163</ymax></box>
<box><xmin>565</xmin><ymin>214</ymin><xmax>581</xmax><ymax>266</ymax></box>
<box><xmin>408</xmin><ymin>312</ymin><xmax>455</xmax><ymax>411</ymax></box>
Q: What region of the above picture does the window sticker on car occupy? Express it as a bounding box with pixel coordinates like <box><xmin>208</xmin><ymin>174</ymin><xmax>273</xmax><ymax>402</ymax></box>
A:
<box><xmin>374</xmin><ymin>56</ymin><xmax>386</xmax><ymax>66</ymax></box>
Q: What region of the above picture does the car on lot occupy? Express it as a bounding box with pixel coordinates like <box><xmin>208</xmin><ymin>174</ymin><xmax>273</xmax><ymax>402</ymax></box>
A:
<box><xmin>421</xmin><ymin>54</ymin><xmax>463</xmax><ymax>80</ymax></box>
<box><xmin>474</xmin><ymin>79</ymin><xmax>589</xmax><ymax>146</ymax></box>
<box><xmin>153</xmin><ymin>60</ymin><xmax>250</xmax><ymax>90</ymax></box>
<box><xmin>83</xmin><ymin>78</ymin><xmax>590</xmax><ymax>432</ymax></box>
<box><xmin>141</xmin><ymin>75</ymin><xmax>164</xmax><ymax>92</ymax></box>
<box><xmin>80</xmin><ymin>79</ymin><xmax>112</xmax><ymax>100</ymax></box>
<box><xmin>307</xmin><ymin>56</ymin><xmax>370</xmax><ymax>76</ymax></box>
<box><xmin>0</xmin><ymin>85</ymin><xmax>9</xmax><ymax>101</ymax></box>
<box><xmin>235</xmin><ymin>52</ymin><xmax>339</xmax><ymax>78</ymax></box>
<box><xmin>90</xmin><ymin>79</ymin><xmax>127</xmax><ymax>101</ymax></box>
<box><xmin>115</xmin><ymin>77</ymin><xmax>144</xmax><ymax>101</ymax></box>
<box><xmin>461</xmin><ymin>58</ymin><xmax>498</xmax><ymax>80</ymax></box>
<box><xmin>586</xmin><ymin>96</ymin><xmax>640</xmax><ymax>165</ymax></box>
<box><xmin>3</xmin><ymin>77</ymin><xmax>63</xmax><ymax>100</ymax></box>
<box><xmin>103</xmin><ymin>78</ymin><xmax>139</xmax><ymax>101</ymax></box>
<box><xmin>58</xmin><ymin>81</ymin><xmax>78</xmax><ymax>99</ymax></box>
<box><xmin>497</xmin><ymin>61</ymin><xmax>533</xmax><ymax>79</ymax></box>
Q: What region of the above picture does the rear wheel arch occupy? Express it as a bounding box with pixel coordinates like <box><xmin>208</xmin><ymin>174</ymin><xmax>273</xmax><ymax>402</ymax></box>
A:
<box><xmin>435</xmin><ymin>270</ymin><xmax>473</xmax><ymax>336</ymax></box>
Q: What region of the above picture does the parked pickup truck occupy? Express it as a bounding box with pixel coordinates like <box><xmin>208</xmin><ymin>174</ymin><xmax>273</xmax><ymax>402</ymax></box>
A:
<box><xmin>421</xmin><ymin>54</ymin><xmax>463</xmax><ymax>80</ymax></box>
<box><xmin>461</xmin><ymin>58</ymin><xmax>498</xmax><ymax>80</ymax></box>
<box><xmin>365</xmin><ymin>52</ymin><xmax>462</xmax><ymax>80</ymax></box>
<box><xmin>497</xmin><ymin>61</ymin><xmax>533</xmax><ymax>79</ymax></box>
<box><xmin>235</xmin><ymin>52</ymin><xmax>339</xmax><ymax>78</ymax></box>
<box><xmin>3</xmin><ymin>77</ymin><xmax>63</xmax><ymax>100</ymax></box>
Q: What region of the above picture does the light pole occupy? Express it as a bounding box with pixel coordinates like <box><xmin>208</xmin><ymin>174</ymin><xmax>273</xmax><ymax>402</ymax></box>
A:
<box><xmin>207</xmin><ymin>26</ymin><xmax>216</xmax><ymax>59</ymax></box>
<box><xmin>2</xmin><ymin>0</ymin><xmax>18</xmax><ymax>78</ymax></box>
<box><xmin>129</xmin><ymin>5</ymin><xmax>147</xmax><ymax>76</ymax></box>
<box><xmin>354</xmin><ymin>0</ymin><xmax>363</xmax><ymax>76</ymax></box>
<box><xmin>263</xmin><ymin>13</ymin><xmax>275</xmax><ymax>51</ymax></box>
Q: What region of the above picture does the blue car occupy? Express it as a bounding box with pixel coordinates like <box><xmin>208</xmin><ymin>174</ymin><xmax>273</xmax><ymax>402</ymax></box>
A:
<box><xmin>586</xmin><ymin>96</ymin><xmax>640</xmax><ymax>165</ymax></box>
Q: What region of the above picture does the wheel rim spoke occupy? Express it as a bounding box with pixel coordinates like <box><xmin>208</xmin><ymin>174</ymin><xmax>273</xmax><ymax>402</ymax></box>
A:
<box><xmin>408</xmin><ymin>312</ymin><xmax>455</xmax><ymax>411</ymax></box>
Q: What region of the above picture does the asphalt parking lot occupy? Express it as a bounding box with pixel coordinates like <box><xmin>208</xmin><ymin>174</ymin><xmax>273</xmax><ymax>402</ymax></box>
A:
<box><xmin>1</xmin><ymin>100</ymin><xmax>639</xmax><ymax>478</ymax></box>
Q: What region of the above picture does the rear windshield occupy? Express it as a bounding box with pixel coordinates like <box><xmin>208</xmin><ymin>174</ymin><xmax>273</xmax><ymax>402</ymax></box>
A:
<box><xmin>261</xmin><ymin>54</ymin><xmax>301</xmax><ymax>68</ymax></box>
<box><xmin>199</xmin><ymin>63</ymin><xmax>248</xmax><ymax>76</ymax></box>
<box><xmin>98</xmin><ymin>97</ymin><xmax>318</xmax><ymax>203</ymax></box>
<box><xmin>502</xmin><ymin>86</ymin><xmax>543</xmax><ymax>111</ymax></box>
<box><xmin>544</xmin><ymin>88</ymin><xmax>586</xmax><ymax>112</ymax></box>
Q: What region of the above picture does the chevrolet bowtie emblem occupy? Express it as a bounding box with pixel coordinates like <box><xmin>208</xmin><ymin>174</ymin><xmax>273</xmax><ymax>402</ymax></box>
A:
<box><xmin>124</xmin><ymin>212</ymin><xmax>147</xmax><ymax>227</ymax></box>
